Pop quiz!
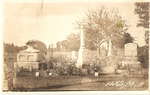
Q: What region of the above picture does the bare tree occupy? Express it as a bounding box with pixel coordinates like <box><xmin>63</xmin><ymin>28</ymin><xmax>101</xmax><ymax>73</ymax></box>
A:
<box><xmin>76</xmin><ymin>7</ymin><xmax>128</xmax><ymax>50</ymax></box>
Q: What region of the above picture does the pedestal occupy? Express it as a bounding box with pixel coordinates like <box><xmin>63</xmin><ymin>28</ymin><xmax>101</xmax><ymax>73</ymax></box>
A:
<box><xmin>76</xmin><ymin>47</ymin><xmax>88</xmax><ymax>68</ymax></box>
<box><xmin>121</xmin><ymin>56</ymin><xmax>141</xmax><ymax>72</ymax></box>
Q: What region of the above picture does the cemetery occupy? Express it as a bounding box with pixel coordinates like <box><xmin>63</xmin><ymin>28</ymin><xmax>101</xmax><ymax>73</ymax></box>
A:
<box><xmin>4</xmin><ymin>28</ymin><xmax>148</xmax><ymax>91</ymax></box>
<box><xmin>3</xmin><ymin>2</ymin><xmax>149</xmax><ymax>91</ymax></box>
<box><xmin>10</xmin><ymin>29</ymin><xmax>148</xmax><ymax>91</ymax></box>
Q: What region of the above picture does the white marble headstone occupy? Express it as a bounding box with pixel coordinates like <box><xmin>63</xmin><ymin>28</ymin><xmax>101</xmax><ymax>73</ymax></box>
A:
<box><xmin>125</xmin><ymin>43</ymin><xmax>137</xmax><ymax>57</ymax></box>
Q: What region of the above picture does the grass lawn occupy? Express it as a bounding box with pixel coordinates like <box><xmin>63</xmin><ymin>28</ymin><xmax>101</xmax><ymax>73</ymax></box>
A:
<box><xmin>12</xmin><ymin>74</ymin><xmax>148</xmax><ymax>91</ymax></box>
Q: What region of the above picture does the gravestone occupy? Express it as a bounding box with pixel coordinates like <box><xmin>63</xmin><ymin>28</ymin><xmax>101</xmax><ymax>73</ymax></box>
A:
<box><xmin>124</xmin><ymin>43</ymin><xmax>138</xmax><ymax>63</ymax></box>
<box><xmin>122</xmin><ymin>43</ymin><xmax>141</xmax><ymax>72</ymax></box>
<box><xmin>125</xmin><ymin>43</ymin><xmax>137</xmax><ymax>57</ymax></box>
<box><xmin>94</xmin><ymin>72</ymin><xmax>99</xmax><ymax>77</ymax></box>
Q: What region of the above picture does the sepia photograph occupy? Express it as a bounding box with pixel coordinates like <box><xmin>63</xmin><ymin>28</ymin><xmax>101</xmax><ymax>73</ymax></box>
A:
<box><xmin>2</xmin><ymin>0</ymin><xmax>149</xmax><ymax>92</ymax></box>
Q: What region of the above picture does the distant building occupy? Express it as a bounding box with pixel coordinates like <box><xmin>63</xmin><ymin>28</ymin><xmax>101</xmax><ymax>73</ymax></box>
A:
<box><xmin>15</xmin><ymin>46</ymin><xmax>40</xmax><ymax>71</ymax></box>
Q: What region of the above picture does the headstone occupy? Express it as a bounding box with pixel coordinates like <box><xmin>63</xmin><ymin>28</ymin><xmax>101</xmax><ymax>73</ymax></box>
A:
<box><xmin>48</xmin><ymin>72</ymin><xmax>52</xmax><ymax>76</ymax></box>
<box><xmin>121</xmin><ymin>43</ymin><xmax>141</xmax><ymax>72</ymax></box>
<box><xmin>124</xmin><ymin>43</ymin><xmax>138</xmax><ymax>63</ymax></box>
<box><xmin>35</xmin><ymin>72</ymin><xmax>40</xmax><ymax>77</ymax></box>
<box><xmin>125</xmin><ymin>43</ymin><xmax>137</xmax><ymax>57</ymax></box>
<box><xmin>94</xmin><ymin>72</ymin><xmax>99</xmax><ymax>77</ymax></box>
<box><xmin>81</xmin><ymin>69</ymin><xmax>88</xmax><ymax>75</ymax></box>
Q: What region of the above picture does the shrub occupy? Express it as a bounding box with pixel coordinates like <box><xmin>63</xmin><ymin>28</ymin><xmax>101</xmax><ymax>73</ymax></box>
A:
<box><xmin>138</xmin><ymin>46</ymin><xmax>148</xmax><ymax>68</ymax></box>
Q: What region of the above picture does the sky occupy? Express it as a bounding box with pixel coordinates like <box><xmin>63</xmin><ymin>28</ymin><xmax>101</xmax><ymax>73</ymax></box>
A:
<box><xmin>4</xmin><ymin>1</ymin><xmax>146</xmax><ymax>47</ymax></box>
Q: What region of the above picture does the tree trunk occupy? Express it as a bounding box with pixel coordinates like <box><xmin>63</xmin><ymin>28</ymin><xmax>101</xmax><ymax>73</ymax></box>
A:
<box><xmin>107</xmin><ymin>39</ymin><xmax>112</xmax><ymax>56</ymax></box>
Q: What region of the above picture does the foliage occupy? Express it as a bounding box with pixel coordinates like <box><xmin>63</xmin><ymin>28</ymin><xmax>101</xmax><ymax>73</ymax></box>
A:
<box><xmin>4</xmin><ymin>43</ymin><xmax>27</xmax><ymax>53</ymax></box>
<box><xmin>134</xmin><ymin>2</ymin><xmax>149</xmax><ymax>28</ymax></box>
<box><xmin>66</xmin><ymin>33</ymin><xmax>80</xmax><ymax>51</ymax></box>
<box><xmin>138</xmin><ymin>45</ymin><xmax>149</xmax><ymax>68</ymax></box>
<box><xmin>51</xmin><ymin>62</ymin><xmax>81</xmax><ymax>76</ymax></box>
<box><xmin>134</xmin><ymin>2</ymin><xmax>149</xmax><ymax>46</ymax></box>
<box><xmin>56</xmin><ymin>33</ymin><xmax>80</xmax><ymax>51</ymax></box>
<box><xmin>123</xmin><ymin>32</ymin><xmax>134</xmax><ymax>45</ymax></box>
<box><xmin>145</xmin><ymin>30</ymin><xmax>149</xmax><ymax>45</ymax></box>
<box><xmin>112</xmin><ymin>32</ymin><xmax>134</xmax><ymax>48</ymax></box>
<box><xmin>26</xmin><ymin>40</ymin><xmax>47</xmax><ymax>54</ymax></box>
<box><xmin>26</xmin><ymin>40</ymin><xmax>47</xmax><ymax>62</ymax></box>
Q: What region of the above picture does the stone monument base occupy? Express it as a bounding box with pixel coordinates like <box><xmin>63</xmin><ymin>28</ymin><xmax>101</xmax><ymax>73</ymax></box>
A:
<box><xmin>121</xmin><ymin>56</ymin><xmax>142</xmax><ymax>72</ymax></box>
<box><xmin>76</xmin><ymin>48</ymin><xmax>97</xmax><ymax>68</ymax></box>
<box><xmin>99</xmin><ymin>56</ymin><xmax>117</xmax><ymax>74</ymax></box>
<box><xmin>76</xmin><ymin>48</ymin><xmax>89</xmax><ymax>68</ymax></box>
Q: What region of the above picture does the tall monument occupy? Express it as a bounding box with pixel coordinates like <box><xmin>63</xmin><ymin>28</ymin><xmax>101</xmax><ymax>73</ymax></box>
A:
<box><xmin>76</xmin><ymin>29</ymin><xmax>87</xmax><ymax>68</ymax></box>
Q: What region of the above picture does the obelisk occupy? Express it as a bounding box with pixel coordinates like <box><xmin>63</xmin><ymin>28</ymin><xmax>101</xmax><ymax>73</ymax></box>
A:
<box><xmin>76</xmin><ymin>29</ymin><xmax>87</xmax><ymax>68</ymax></box>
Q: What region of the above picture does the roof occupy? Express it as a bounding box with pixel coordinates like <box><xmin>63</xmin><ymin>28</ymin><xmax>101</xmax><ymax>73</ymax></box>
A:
<box><xmin>19</xmin><ymin>45</ymin><xmax>40</xmax><ymax>53</ymax></box>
